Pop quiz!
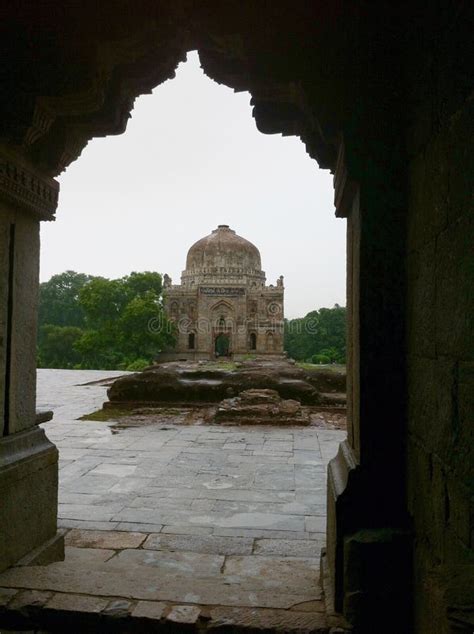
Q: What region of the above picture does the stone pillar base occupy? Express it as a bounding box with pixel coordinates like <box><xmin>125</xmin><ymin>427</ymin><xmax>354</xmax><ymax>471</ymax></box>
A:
<box><xmin>0</xmin><ymin>427</ymin><xmax>61</xmax><ymax>572</ymax></box>
<box><xmin>15</xmin><ymin>529</ymin><xmax>66</xmax><ymax>567</ymax></box>
<box><xmin>326</xmin><ymin>440</ymin><xmax>413</xmax><ymax>631</ymax></box>
<box><xmin>320</xmin><ymin>549</ymin><xmax>353</xmax><ymax>632</ymax></box>
<box><xmin>326</xmin><ymin>439</ymin><xmax>360</xmax><ymax>613</ymax></box>
<box><xmin>342</xmin><ymin>528</ymin><xmax>412</xmax><ymax>631</ymax></box>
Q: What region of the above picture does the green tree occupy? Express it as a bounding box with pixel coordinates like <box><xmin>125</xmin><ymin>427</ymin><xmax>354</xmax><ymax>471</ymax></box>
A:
<box><xmin>79</xmin><ymin>277</ymin><xmax>129</xmax><ymax>328</ymax></box>
<box><xmin>74</xmin><ymin>328</ymin><xmax>124</xmax><ymax>370</ymax></box>
<box><xmin>38</xmin><ymin>269</ymin><xmax>173</xmax><ymax>370</ymax></box>
<box><xmin>118</xmin><ymin>292</ymin><xmax>174</xmax><ymax>361</ymax></box>
<box><xmin>38</xmin><ymin>270</ymin><xmax>94</xmax><ymax>328</ymax></box>
<box><xmin>284</xmin><ymin>305</ymin><xmax>346</xmax><ymax>363</ymax></box>
<box><xmin>122</xmin><ymin>271</ymin><xmax>163</xmax><ymax>298</ymax></box>
<box><xmin>37</xmin><ymin>325</ymin><xmax>83</xmax><ymax>368</ymax></box>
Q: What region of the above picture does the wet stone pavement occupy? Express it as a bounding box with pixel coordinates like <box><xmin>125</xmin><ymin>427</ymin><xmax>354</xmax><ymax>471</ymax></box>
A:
<box><xmin>0</xmin><ymin>369</ymin><xmax>347</xmax><ymax>632</ymax></box>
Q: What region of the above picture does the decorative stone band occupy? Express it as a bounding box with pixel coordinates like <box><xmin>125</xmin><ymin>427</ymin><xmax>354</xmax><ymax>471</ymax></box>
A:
<box><xmin>0</xmin><ymin>152</ymin><xmax>59</xmax><ymax>220</ymax></box>
<box><xmin>183</xmin><ymin>267</ymin><xmax>264</xmax><ymax>274</ymax></box>
<box><xmin>165</xmin><ymin>285</ymin><xmax>284</xmax><ymax>296</ymax></box>
<box><xmin>200</xmin><ymin>287</ymin><xmax>245</xmax><ymax>297</ymax></box>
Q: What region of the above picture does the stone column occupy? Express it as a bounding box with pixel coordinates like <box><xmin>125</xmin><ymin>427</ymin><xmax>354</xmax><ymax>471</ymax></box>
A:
<box><xmin>325</xmin><ymin>140</ymin><xmax>411</xmax><ymax>630</ymax></box>
<box><xmin>0</xmin><ymin>148</ymin><xmax>63</xmax><ymax>572</ymax></box>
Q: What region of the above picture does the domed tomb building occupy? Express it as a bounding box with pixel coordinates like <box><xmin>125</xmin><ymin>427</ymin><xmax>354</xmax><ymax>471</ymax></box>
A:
<box><xmin>161</xmin><ymin>225</ymin><xmax>284</xmax><ymax>360</ymax></box>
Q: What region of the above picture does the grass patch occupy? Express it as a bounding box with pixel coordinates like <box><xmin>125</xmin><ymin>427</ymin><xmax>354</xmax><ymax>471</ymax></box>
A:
<box><xmin>212</xmin><ymin>361</ymin><xmax>238</xmax><ymax>371</ymax></box>
<box><xmin>297</xmin><ymin>362</ymin><xmax>346</xmax><ymax>374</ymax></box>
<box><xmin>79</xmin><ymin>407</ymin><xmax>129</xmax><ymax>422</ymax></box>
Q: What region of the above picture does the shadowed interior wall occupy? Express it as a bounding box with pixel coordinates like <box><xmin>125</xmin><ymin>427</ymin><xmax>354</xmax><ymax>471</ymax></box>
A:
<box><xmin>405</xmin><ymin>10</ymin><xmax>474</xmax><ymax>630</ymax></box>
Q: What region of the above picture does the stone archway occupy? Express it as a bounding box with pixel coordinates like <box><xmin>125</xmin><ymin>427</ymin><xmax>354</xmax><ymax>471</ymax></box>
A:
<box><xmin>1</xmin><ymin>5</ymin><xmax>472</xmax><ymax>632</ymax></box>
<box><xmin>215</xmin><ymin>332</ymin><xmax>230</xmax><ymax>357</ymax></box>
<box><xmin>249</xmin><ymin>331</ymin><xmax>257</xmax><ymax>351</ymax></box>
<box><xmin>266</xmin><ymin>331</ymin><xmax>275</xmax><ymax>352</ymax></box>
<box><xmin>0</xmin><ymin>11</ymin><xmax>405</xmax><ymax>626</ymax></box>
<box><xmin>0</xmin><ymin>11</ymin><xmax>407</xmax><ymax>628</ymax></box>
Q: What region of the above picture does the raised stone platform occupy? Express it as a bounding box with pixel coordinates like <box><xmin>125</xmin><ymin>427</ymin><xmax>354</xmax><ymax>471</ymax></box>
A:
<box><xmin>106</xmin><ymin>359</ymin><xmax>346</xmax><ymax>409</ymax></box>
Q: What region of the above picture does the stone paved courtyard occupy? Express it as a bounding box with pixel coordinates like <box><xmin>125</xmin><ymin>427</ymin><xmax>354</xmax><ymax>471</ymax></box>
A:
<box><xmin>0</xmin><ymin>369</ymin><xmax>347</xmax><ymax>631</ymax></box>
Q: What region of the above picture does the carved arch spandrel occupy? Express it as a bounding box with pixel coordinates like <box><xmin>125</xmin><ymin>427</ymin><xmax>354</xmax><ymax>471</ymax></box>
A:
<box><xmin>209</xmin><ymin>299</ymin><xmax>235</xmax><ymax>315</ymax></box>
<box><xmin>1</xmin><ymin>5</ymin><xmax>344</xmax><ymax>177</ymax></box>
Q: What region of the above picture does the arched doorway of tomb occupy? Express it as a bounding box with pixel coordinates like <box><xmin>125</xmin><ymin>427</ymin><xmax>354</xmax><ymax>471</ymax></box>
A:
<box><xmin>215</xmin><ymin>333</ymin><xmax>230</xmax><ymax>357</ymax></box>
<box><xmin>249</xmin><ymin>332</ymin><xmax>257</xmax><ymax>351</ymax></box>
<box><xmin>266</xmin><ymin>331</ymin><xmax>274</xmax><ymax>352</ymax></box>
<box><xmin>170</xmin><ymin>301</ymin><xmax>179</xmax><ymax>320</ymax></box>
<box><xmin>210</xmin><ymin>302</ymin><xmax>234</xmax><ymax>358</ymax></box>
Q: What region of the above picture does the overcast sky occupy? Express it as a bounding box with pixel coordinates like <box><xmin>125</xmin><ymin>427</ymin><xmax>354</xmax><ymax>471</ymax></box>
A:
<box><xmin>40</xmin><ymin>51</ymin><xmax>346</xmax><ymax>319</ymax></box>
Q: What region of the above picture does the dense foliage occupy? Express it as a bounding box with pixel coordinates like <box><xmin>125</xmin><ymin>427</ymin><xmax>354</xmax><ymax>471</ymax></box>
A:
<box><xmin>284</xmin><ymin>304</ymin><xmax>346</xmax><ymax>363</ymax></box>
<box><xmin>37</xmin><ymin>271</ymin><xmax>175</xmax><ymax>370</ymax></box>
<box><xmin>38</xmin><ymin>271</ymin><xmax>345</xmax><ymax>369</ymax></box>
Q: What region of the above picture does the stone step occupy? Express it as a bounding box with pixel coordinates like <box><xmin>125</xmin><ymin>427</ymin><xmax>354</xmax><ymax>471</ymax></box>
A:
<box><xmin>0</xmin><ymin>586</ymin><xmax>333</xmax><ymax>633</ymax></box>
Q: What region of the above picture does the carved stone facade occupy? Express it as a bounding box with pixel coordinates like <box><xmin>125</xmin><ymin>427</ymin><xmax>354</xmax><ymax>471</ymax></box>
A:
<box><xmin>162</xmin><ymin>225</ymin><xmax>284</xmax><ymax>360</ymax></box>
<box><xmin>0</xmin><ymin>149</ymin><xmax>59</xmax><ymax>220</ymax></box>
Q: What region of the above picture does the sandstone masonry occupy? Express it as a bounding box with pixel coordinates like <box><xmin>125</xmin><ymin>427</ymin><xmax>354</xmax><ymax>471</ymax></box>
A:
<box><xmin>162</xmin><ymin>225</ymin><xmax>284</xmax><ymax>360</ymax></box>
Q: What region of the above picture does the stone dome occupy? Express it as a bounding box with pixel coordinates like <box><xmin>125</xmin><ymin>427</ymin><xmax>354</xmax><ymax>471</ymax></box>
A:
<box><xmin>185</xmin><ymin>225</ymin><xmax>262</xmax><ymax>272</ymax></box>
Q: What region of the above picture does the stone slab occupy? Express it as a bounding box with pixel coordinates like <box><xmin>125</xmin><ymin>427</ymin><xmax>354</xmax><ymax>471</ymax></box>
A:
<box><xmin>0</xmin><ymin>565</ymin><xmax>318</xmax><ymax>609</ymax></box>
<box><xmin>105</xmin><ymin>549</ymin><xmax>225</xmax><ymax>576</ymax></box>
<box><xmin>161</xmin><ymin>524</ymin><xmax>213</xmax><ymax>536</ymax></box>
<box><xmin>46</xmin><ymin>592</ymin><xmax>108</xmax><ymax>613</ymax></box>
<box><xmin>58</xmin><ymin>503</ymin><xmax>123</xmax><ymax>522</ymax></box>
<box><xmin>208</xmin><ymin>606</ymin><xmax>328</xmax><ymax>632</ymax></box>
<box><xmin>58</xmin><ymin>547</ymin><xmax>115</xmax><ymax>565</ymax></box>
<box><xmin>305</xmin><ymin>516</ymin><xmax>326</xmax><ymax>533</ymax></box>
<box><xmin>223</xmin><ymin>555</ymin><xmax>321</xmax><ymax>594</ymax></box>
<box><xmin>190</xmin><ymin>512</ymin><xmax>305</xmax><ymax>532</ymax></box>
<box><xmin>131</xmin><ymin>600</ymin><xmax>167</xmax><ymax>620</ymax></box>
<box><xmin>58</xmin><ymin>519</ymin><xmax>120</xmax><ymax>531</ymax></box>
<box><xmin>102</xmin><ymin>598</ymin><xmax>133</xmax><ymax>618</ymax></box>
<box><xmin>254</xmin><ymin>538</ymin><xmax>324</xmax><ymax>558</ymax></box>
<box><xmin>166</xmin><ymin>604</ymin><xmax>201</xmax><ymax>624</ymax></box>
<box><xmin>143</xmin><ymin>533</ymin><xmax>254</xmax><ymax>555</ymax></box>
<box><xmin>65</xmin><ymin>529</ymin><xmax>146</xmax><ymax>550</ymax></box>
<box><xmin>8</xmin><ymin>590</ymin><xmax>53</xmax><ymax>609</ymax></box>
<box><xmin>88</xmin><ymin>464</ymin><xmax>137</xmax><ymax>477</ymax></box>
<box><xmin>0</xmin><ymin>587</ymin><xmax>18</xmax><ymax>607</ymax></box>
<box><xmin>213</xmin><ymin>528</ymin><xmax>312</xmax><ymax>540</ymax></box>
<box><xmin>213</xmin><ymin>499</ymin><xmax>326</xmax><ymax>516</ymax></box>
<box><xmin>116</xmin><ymin>522</ymin><xmax>164</xmax><ymax>533</ymax></box>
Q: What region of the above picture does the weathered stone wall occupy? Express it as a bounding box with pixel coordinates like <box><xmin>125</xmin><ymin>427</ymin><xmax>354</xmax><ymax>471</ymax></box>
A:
<box><xmin>165</xmin><ymin>283</ymin><xmax>284</xmax><ymax>359</ymax></box>
<box><xmin>405</xmin><ymin>12</ymin><xmax>474</xmax><ymax>631</ymax></box>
